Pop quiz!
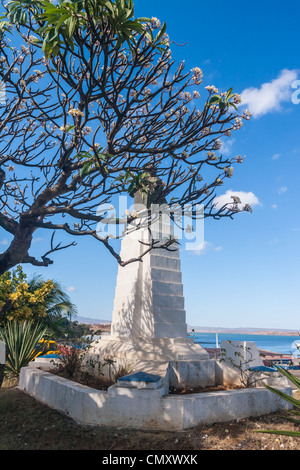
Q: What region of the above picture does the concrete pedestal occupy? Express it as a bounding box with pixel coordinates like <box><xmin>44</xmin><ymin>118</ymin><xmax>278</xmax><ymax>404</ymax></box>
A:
<box><xmin>90</xmin><ymin>223</ymin><xmax>211</xmax><ymax>387</ymax></box>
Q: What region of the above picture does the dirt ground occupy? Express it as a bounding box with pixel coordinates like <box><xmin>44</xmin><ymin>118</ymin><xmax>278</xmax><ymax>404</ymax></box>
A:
<box><xmin>1</xmin><ymin>376</ymin><xmax>300</xmax><ymax>453</ymax></box>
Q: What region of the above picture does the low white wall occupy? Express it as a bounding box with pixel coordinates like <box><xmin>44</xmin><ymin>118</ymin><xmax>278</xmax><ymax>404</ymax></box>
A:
<box><xmin>19</xmin><ymin>366</ymin><xmax>293</xmax><ymax>431</ymax></box>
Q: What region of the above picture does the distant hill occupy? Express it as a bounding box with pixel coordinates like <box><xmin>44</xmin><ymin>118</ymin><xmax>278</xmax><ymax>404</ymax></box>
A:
<box><xmin>188</xmin><ymin>326</ymin><xmax>300</xmax><ymax>336</ymax></box>
<box><xmin>75</xmin><ymin>317</ymin><xmax>299</xmax><ymax>336</ymax></box>
<box><xmin>75</xmin><ymin>316</ymin><xmax>111</xmax><ymax>325</ymax></box>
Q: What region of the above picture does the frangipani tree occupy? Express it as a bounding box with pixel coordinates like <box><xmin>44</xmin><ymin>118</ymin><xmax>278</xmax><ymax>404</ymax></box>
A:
<box><xmin>0</xmin><ymin>0</ymin><xmax>251</xmax><ymax>278</ymax></box>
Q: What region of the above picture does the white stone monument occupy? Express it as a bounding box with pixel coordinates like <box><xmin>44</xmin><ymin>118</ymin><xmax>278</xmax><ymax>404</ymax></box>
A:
<box><xmin>90</xmin><ymin>186</ymin><xmax>213</xmax><ymax>386</ymax></box>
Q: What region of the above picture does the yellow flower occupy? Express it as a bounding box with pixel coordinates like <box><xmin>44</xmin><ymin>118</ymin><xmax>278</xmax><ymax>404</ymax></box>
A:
<box><xmin>10</xmin><ymin>292</ymin><xmax>19</xmax><ymax>301</ymax></box>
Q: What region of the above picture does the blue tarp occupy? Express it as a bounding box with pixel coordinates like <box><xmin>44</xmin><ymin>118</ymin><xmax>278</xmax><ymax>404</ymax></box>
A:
<box><xmin>118</xmin><ymin>371</ymin><xmax>161</xmax><ymax>382</ymax></box>
<box><xmin>38</xmin><ymin>354</ymin><xmax>61</xmax><ymax>359</ymax></box>
<box><xmin>250</xmin><ymin>365</ymin><xmax>277</xmax><ymax>372</ymax></box>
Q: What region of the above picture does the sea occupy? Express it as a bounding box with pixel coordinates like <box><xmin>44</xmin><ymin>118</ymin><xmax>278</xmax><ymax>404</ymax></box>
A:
<box><xmin>190</xmin><ymin>332</ymin><xmax>300</xmax><ymax>356</ymax></box>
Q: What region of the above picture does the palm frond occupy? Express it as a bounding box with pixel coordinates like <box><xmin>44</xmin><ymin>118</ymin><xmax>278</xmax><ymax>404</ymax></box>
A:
<box><xmin>28</xmin><ymin>276</ymin><xmax>78</xmax><ymax>319</ymax></box>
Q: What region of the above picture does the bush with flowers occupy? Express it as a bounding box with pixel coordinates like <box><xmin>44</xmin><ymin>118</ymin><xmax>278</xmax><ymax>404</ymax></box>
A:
<box><xmin>0</xmin><ymin>265</ymin><xmax>54</xmax><ymax>323</ymax></box>
<box><xmin>51</xmin><ymin>339</ymin><xmax>116</xmax><ymax>390</ymax></box>
<box><xmin>50</xmin><ymin>338</ymin><xmax>133</xmax><ymax>390</ymax></box>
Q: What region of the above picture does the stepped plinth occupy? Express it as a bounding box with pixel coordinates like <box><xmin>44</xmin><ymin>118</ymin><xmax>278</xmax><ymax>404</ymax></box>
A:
<box><xmin>90</xmin><ymin>193</ymin><xmax>214</xmax><ymax>388</ymax></box>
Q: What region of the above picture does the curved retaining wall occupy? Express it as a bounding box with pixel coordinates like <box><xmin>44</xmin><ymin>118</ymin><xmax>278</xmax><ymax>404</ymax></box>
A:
<box><xmin>18</xmin><ymin>366</ymin><xmax>293</xmax><ymax>430</ymax></box>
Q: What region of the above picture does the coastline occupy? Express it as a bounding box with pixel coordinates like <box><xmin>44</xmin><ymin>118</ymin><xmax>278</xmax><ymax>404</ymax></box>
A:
<box><xmin>188</xmin><ymin>327</ymin><xmax>300</xmax><ymax>337</ymax></box>
<box><xmin>77</xmin><ymin>318</ymin><xmax>299</xmax><ymax>337</ymax></box>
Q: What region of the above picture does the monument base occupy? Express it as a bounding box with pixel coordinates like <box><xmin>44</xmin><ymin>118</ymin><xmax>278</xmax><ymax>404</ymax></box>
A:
<box><xmin>90</xmin><ymin>334</ymin><xmax>209</xmax><ymax>361</ymax></box>
<box><xmin>89</xmin><ymin>335</ymin><xmax>216</xmax><ymax>389</ymax></box>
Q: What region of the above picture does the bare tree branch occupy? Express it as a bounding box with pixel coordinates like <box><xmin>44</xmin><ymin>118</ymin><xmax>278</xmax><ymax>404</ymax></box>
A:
<box><xmin>0</xmin><ymin>1</ymin><xmax>251</xmax><ymax>275</ymax></box>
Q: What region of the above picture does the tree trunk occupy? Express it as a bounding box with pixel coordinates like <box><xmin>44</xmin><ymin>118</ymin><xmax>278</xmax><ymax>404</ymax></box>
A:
<box><xmin>0</xmin><ymin>223</ymin><xmax>35</xmax><ymax>276</ymax></box>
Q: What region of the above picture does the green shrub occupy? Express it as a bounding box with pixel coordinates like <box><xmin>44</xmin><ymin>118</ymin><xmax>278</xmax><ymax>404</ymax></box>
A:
<box><xmin>0</xmin><ymin>320</ymin><xmax>48</xmax><ymax>375</ymax></box>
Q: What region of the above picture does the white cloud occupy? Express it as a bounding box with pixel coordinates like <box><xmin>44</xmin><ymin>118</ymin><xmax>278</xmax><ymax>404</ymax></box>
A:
<box><xmin>220</xmin><ymin>137</ymin><xmax>235</xmax><ymax>156</ymax></box>
<box><xmin>271</xmin><ymin>204</ymin><xmax>278</xmax><ymax>210</ymax></box>
<box><xmin>192</xmin><ymin>241</ymin><xmax>223</xmax><ymax>255</ymax></box>
<box><xmin>272</xmin><ymin>153</ymin><xmax>281</xmax><ymax>160</ymax></box>
<box><xmin>32</xmin><ymin>237</ymin><xmax>43</xmax><ymax>243</ymax></box>
<box><xmin>213</xmin><ymin>190</ymin><xmax>261</xmax><ymax>210</ymax></box>
<box><xmin>194</xmin><ymin>241</ymin><xmax>210</xmax><ymax>255</ymax></box>
<box><xmin>0</xmin><ymin>238</ymin><xmax>9</xmax><ymax>245</ymax></box>
<box><xmin>278</xmin><ymin>186</ymin><xmax>288</xmax><ymax>194</ymax></box>
<box><xmin>67</xmin><ymin>286</ymin><xmax>76</xmax><ymax>292</ymax></box>
<box><xmin>240</xmin><ymin>69</ymin><xmax>298</xmax><ymax>117</ymax></box>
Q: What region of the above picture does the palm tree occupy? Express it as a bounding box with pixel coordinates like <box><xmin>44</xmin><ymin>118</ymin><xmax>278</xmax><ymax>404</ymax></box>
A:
<box><xmin>28</xmin><ymin>275</ymin><xmax>78</xmax><ymax>336</ymax></box>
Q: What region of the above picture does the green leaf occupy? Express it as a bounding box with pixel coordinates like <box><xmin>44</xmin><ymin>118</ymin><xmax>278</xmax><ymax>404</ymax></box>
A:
<box><xmin>154</xmin><ymin>21</ymin><xmax>166</xmax><ymax>43</ymax></box>
<box><xmin>0</xmin><ymin>20</ymin><xmax>12</xmax><ymax>35</ymax></box>
<box><xmin>0</xmin><ymin>321</ymin><xmax>48</xmax><ymax>375</ymax></box>
<box><xmin>228</xmin><ymin>102</ymin><xmax>238</xmax><ymax>111</ymax></box>
<box><xmin>80</xmin><ymin>160</ymin><xmax>93</xmax><ymax>177</ymax></box>
<box><xmin>102</xmin><ymin>0</ymin><xmax>115</xmax><ymax>15</ymax></box>
<box><xmin>66</xmin><ymin>15</ymin><xmax>76</xmax><ymax>38</ymax></box>
<box><xmin>136</xmin><ymin>17</ymin><xmax>151</xmax><ymax>22</ymax></box>
<box><xmin>207</xmin><ymin>95</ymin><xmax>221</xmax><ymax>106</ymax></box>
<box><xmin>97</xmin><ymin>152</ymin><xmax>113</xmax><ymax>160</ymax></box>
<box><xmin>125</xmin><ymin>8</ymin><xmax>134</xmax><ymax>20</ymax></box>
<box><xmin>127</xmin><ymin>20</ymin><xmax>144</xmax><ymax>34</ymax></box>
<box><xmin>226</xmin><ymin>87</ymin><xmax>233</xmax><ymax>99</ymax></box>
<box><xmin>55</xmin><ymin>13</ymin><xmax>70</xmax><ymax>30</ymax></box>
<box><xmin>288</xmin><ymin>409</ymin><xmax>300</xmax><ymax>416</ymax></box>
<box><xmin>75</xmin><ymin>151</ymin><xmax>92</xmax><ymax>160</ymax></box>
<box><xmin>283</xmin><ymin>416</ymin><xmax>300</xmax><ymax>425</ymax></box>
<box><xmin>64</xmin><ymin>125</ymin><xmax>75</xmax><ymax>132</ymax></box>
<box><xmin>144</xmin><ymin>30</ymin><xmax>153</xmax><ymax>43</ymax></box>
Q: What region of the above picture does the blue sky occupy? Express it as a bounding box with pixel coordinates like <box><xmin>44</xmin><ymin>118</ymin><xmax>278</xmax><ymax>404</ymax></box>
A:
<box><xmin>1</xmin><ymin>0</ymin><xmax>300</xmax><ymax>329</ymax></box>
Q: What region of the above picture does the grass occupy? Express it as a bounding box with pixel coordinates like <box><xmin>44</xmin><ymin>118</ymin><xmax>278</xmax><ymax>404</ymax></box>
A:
<box><xmin>1</xmin><ymin>376</ymin><xmax>300</xmax><ymax>451</ymax></box>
